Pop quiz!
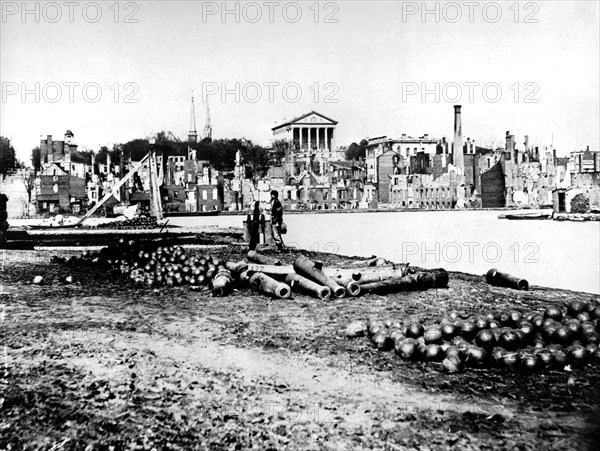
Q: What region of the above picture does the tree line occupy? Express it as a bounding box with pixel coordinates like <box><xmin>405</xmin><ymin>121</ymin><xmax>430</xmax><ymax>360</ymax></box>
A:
<box><xmin>0</xmin><ymin>137</ymin><xmax>19</xmax><ymax>179</ymax></box>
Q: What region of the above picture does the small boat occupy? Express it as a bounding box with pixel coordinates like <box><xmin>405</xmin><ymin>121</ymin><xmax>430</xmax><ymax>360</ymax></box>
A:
<box><xmin>25</xmin><ymin>223</ymin><xmax>82</xmax><ymax>229</ymax></box>
<box><xmin>503</xmin><ymin>212</ymin><xmax>551</xmax><ymax>220</ymax></box>
<box><xmin>25</xmin><ymin>214</ymin><xmax>83</xmax><ymax>229</ymax></box>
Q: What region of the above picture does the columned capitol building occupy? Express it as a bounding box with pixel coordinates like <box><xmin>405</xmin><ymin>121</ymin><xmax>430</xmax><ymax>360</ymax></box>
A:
<box><xmin>272</xmin><ymin>111</ymin><xmax>342</xmax><ymax>163</ymax></box>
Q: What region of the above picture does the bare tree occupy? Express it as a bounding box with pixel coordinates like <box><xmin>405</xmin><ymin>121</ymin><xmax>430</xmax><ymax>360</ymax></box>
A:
<box><xmin>21</xmin><ymin>169</ymin><xmax>36</xmax><ymax>203</ymax></box>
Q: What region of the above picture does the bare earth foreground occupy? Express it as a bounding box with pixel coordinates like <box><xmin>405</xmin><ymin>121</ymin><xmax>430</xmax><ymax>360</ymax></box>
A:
<box><xmin>1</xmin><ymin>234</ymin><xmax>599</xmax><ymax>450</ymax></box>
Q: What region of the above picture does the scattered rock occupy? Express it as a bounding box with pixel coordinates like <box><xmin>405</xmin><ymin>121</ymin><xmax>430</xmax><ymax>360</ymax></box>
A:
<box><xmin>346</xmin><ymin>320</ymin><xmax>367</xmax><ymax>338</ymax></box>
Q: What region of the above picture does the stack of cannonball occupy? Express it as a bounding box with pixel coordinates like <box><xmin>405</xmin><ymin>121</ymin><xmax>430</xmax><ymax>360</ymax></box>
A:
<box><xmin>346</xmin><ymin>299</ymin><xmax>600</xmax><ymax>373</ymax></box>
<box><xmin>97</xmin><ymin>216</ymin><xmax>159</xmax><ymax>230</ymax></box>
<box><xmin>51</xmin><ymin>239</ymin><xmax>227</xmax><ymax>289</ymax></box>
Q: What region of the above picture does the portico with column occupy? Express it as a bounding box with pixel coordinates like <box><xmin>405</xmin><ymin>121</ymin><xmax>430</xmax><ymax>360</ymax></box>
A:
<box><xmin>293</xmin><ymin>126</ymin><xmax>335</xmax><ymax>152</ymax></box>
<box><xmin>272</xmin><ymin>111</ymin><xmax>338</xmax><ymax>165</ymax></box>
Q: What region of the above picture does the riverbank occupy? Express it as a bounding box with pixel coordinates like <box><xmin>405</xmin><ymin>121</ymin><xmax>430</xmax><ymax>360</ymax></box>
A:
<box><xmin>221</xmin><ymin>206</ymin><xmax>555</xmax><ymax>216</ymax></box>
<box><xmin>1</xmin><ymin>238</ymin><xmax>599</xmax><ymax>450</ymax></box>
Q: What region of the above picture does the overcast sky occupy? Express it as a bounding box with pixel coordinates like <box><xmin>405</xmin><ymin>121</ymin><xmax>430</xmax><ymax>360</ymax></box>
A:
<box><xmin>1</xmin><ymin>1</ymin><xmax>598</xmax><ymax>162</ymax></box>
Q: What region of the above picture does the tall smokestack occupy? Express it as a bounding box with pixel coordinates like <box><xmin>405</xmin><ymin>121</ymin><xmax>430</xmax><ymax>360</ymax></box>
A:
<box><xmin>453</xmin><ymin>105</ymin><xmax>464</xmax><ymax>170</ymax></box>
<box><xmin>441</xmin><ymin>137</ymin><xmax>447</xmax><ymax>167</ymax></box>
<box><xmin>505</xmin><ymin>131</ymin><xmax>515</xmax><ymax>160</ymax></box>
<box><xmin>47</xmin><ymin>135</ymin><xmax>53</xmax><ymax>163</ymax></box>
<box><xmin>522</xmin><ymin>135</ymin><xmax>529</xmax><ymax>163</ymax></box>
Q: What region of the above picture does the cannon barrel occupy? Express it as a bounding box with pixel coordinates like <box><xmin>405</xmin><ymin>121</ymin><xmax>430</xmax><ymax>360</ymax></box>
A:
<box><xmin>246</xmin><ymin>263</ymin><xmax>294</xmax><ymax>276</ymax></box>
<box><xmin>323</xmin><ymin>268</ymin><xmax>362</xmax><ymax>285</ymax></box>
<box><xmin>249</xmin><ymin>272</ymin><xmax>291</xmax><ymax>298</ymax></box>
<box><xmin>285</xmin><ymin>273</ymin><xmax>331</xmax><ymax>300</ymax></box>
<box><xmin>356</xmin><ymin>264</ymin><xmax>411</xmax><ymax>284</ymax></box>
<box><xmin>344</xmin><ymin>280</ymin><xmax>361</xmax><ymax>297</ymax></box>
<box><xmin>323</xmin><ymin>263</ymin><xmax>410</xmax><ymax>285</ymax></box>
<box><xmin>417</xmin><ymin>268</ymin><xmax>449</xmax><ymax>289</ymax></box>
<box><xmin>225</xmin><ymin>261</ymin><xmax>247</xmax><ymax>275</ymax></box>
<box><xmin>247</xmin><ymin>251</ymin><xmax>281</xmax><ymax>266</ymax></box>
<box><xmin>225</xmin><ymin>261</ymin><xmax>251</xmax><ymax>284</ymax></box>
<box><xmin>239</xmin><ymin>268</ymin><xmax>252</xmax><ymax>285</ymax></box>
<box><xmin>293</xmin><ymin>255</ymin><xmax>346</xmax><ymax>298</ymax></box>
<box><xmin>363</xmin><ymin>257</ymin><xmax>391</xmax><ymax>267</ymax></box>
<box><xmin>211</xmin><ymin>268</ymin><xmax>234</xmax><ymax>296</ymax></box>
<box><xmin>360</xmin><ymin>274</ymin><xmax>419</xmax><ymax>294</ymax></box>
<box><xmin>486</xmin><ymin>268</ymin><xmax>529</xmax><ymax>290</ymax></box>
<box><xmin>360</xmin><ymin>269</ymin><xmax>448</xmax><ymax>294</ymax></box>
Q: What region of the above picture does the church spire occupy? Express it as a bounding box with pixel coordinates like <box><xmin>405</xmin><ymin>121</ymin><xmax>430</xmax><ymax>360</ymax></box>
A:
<box><xmin>188</xmin><ymin>91</ymin><xmax>198</xmax><ymax>143</ymax></box>
<box><xmin>203</xmin><ymin>99</ymin><xmax>212</xmax><ymax>141</ymax></box>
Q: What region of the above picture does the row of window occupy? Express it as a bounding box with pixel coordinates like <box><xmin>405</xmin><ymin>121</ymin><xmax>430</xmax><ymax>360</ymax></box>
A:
<box><xmin>389</xmin><ymin>200</ymin><xmax>452</xmax><ymax>209</ymax></box>
<box><xmin>172</xmin><ymin>188</ymin><xmax>218</xmax><ymax>200</ymax></box>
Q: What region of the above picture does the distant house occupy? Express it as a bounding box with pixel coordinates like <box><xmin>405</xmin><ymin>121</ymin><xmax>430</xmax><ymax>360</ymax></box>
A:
<box><xmin>37</xmin><ymin>131</ymin><xmax>90</xmax><ymax>214</ymax></box>
<box><xmin>162</xmin><ymin>158</ymin><xmax>223</xmax><ymax>213</ymax></box>
<box><xmin>36</xmin><ymin>175</ymin><xmax>87</xmax><ymax>214</ymax></box>
<box><xmin>480</xmin><ymin>161</ymin><xmax>506</xmax><ymax>208</ymax></box>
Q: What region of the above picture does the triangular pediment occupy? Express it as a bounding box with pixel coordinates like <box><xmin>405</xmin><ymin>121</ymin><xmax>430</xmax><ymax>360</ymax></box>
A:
<box><xmin>272</xmin><ymin>111</ymin><xmax>338</xmax><ymax>130</ymax></box>
<box><xmin>292</xmin><ymin>112</ymin><xmax>336</xmax><ymax>125</ymax></box>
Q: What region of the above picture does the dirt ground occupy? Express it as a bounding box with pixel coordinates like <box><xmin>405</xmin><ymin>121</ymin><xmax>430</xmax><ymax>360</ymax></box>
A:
<box><xmin>1</xmin><ymin>236</ymin><xmax>600</xmax><ymax>451</ymax></box>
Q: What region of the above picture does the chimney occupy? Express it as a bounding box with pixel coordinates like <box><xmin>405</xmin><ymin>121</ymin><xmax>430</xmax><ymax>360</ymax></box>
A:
<box><xmin>453</xmin><ymin>105</ymin><xmax>464</xmax><ymax>170</ymax></box>
<box><xmin>505</xmin><ymin>131</ymin><xmax>516</xmax><ymax>160</ymax></box>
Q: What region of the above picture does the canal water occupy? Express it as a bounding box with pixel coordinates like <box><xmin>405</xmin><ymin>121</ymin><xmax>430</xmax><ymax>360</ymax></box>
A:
<box><xmin>170</xmin><ymin>211</ymin><xmax>600</xmax><ymax>294</ymax></box>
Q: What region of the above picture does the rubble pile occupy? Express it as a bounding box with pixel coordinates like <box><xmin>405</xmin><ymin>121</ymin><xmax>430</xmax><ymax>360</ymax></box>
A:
<box><xmin>554</xmin><ymin>212</ymin><xmax>600</xmax><ymax>222</ymax></box>
<box><xmin>347</xmin><ymin>300</ymin><xmax>600</xmax><ymax>373</ymax></box>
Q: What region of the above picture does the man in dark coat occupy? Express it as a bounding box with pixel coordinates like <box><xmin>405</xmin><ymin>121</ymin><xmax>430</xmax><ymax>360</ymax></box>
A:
<box><xmin>270</xmin><ymin>190</ymin><xmax>284</xmax><ymax>250</ymax></box>
<box><xmin>0</xmin><ymin>193</ymin><xmax>8</xmax><ymax>248</ymax></box>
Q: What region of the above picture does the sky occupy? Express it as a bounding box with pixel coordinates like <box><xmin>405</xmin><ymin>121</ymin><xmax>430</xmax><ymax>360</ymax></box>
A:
<box><xmin>1</xmin><ymin>0</ymin><xmax>599</xmax><ymax>163</ymax></box>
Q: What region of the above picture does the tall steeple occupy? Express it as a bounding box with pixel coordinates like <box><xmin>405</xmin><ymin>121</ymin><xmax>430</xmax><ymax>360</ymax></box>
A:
<box><xmin>203</xmin><ymin>100</ymin><xmax>212</xmax><ymax>141</ymax></box>
<box><xmin>188</xmin><ymin>92</ymin><xmax>198</xmax><ymax>143</ymax></box>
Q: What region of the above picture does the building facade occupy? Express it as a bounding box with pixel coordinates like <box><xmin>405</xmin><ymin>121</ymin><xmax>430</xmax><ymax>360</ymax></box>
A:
<box><xmin>272</xmin><ymin>111</ymin><xmax>340</xmax><ymax>168</ymax></box>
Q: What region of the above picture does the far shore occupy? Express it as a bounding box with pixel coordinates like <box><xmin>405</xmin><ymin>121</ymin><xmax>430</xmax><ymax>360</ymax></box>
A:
<box><xmin>221</xmin><ymin>206</ymin><xmax>554</xmax><ymax>216</ymax></box>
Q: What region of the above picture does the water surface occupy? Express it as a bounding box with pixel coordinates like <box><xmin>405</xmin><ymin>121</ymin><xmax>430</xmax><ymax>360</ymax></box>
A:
<box><xmin>170</xmin><ymin>211</ymin><xmax>600</xmax><ymax>294</ymax></box>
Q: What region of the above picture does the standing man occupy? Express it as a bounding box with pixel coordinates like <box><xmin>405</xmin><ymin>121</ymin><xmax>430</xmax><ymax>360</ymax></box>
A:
<box><xmin>270</xmin><ymin>190</ymin><xmax>284</xmax><ymax>251</ymax></box>
<box><xmin>0</xmin><ymin>193</ymin><xmax>8</xmax><ymax>248</ymax></box>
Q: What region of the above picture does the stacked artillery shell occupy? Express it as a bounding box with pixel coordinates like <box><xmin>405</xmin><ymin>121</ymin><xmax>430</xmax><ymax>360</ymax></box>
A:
<box><xmin>285</xmin><ymin>273</ymin><xmax>332</xmax><ymax>300</ymax></box>
<box><xmin>211</xmin><ymin>268</ymin><xmax>234</xmax><ymax>297</ymax></box>
<box><xmin>486</xmin><ymin>268</ymin><xmax>529</xmax><ymax>290</ymax></box>
<box><xmin>248</xmin><ymin>272</ymin><xmax>291</xmax><ymax>299</ymax></box>
<box><xmin>293</xmin><ymin>255</ymin><xmax>346</xmax><ymax>298</ymax></box>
